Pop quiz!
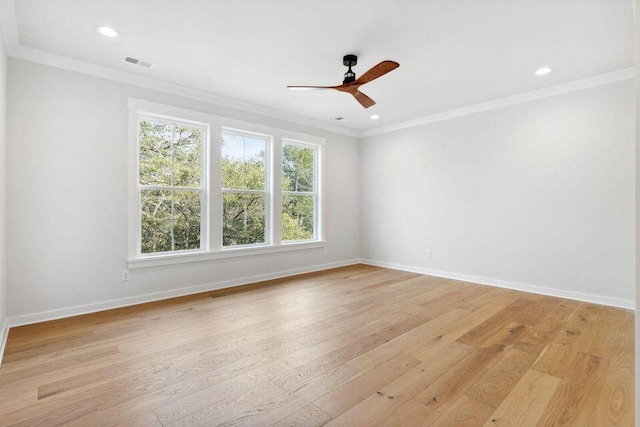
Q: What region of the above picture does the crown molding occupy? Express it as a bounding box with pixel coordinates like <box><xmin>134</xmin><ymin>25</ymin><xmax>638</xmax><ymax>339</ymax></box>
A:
<box><xmin>0</xmin><ymin>0</ymin><xmax>17</xmax><ymax>57</ymax></box>
<box><xmin>0</xmin><ymin>0</ymin><xmax>634</xmax><ymax>140</ymax></box>
<box><xmin>360</xmin><ymin>67</ymin><xmax>634</xmax><ymax>138</ymax></box>
<box><xmin>0</xmin><ymin>0</ymin><xmax>358</xmax><ymax>138</ymax></box>
<box><xmin>10</xmin><ymin>45</ymin><xmax>360</xmax><ymax>137</ymax></box>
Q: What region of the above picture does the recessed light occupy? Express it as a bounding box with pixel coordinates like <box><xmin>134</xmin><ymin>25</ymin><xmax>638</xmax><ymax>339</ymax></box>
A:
<box><xmin>370</xmin><ymin>114</ymin><xmax>381</xmax><ymax>120</ymax></box>
<box><xmin>535</xmin><ymin>67</ymin><xmax>552</xmax><ymax>76</ymax></box>
<box><xmin>96</xmin><ymin>26</ymin><xmax>119</xmax><ymax>38</ymax></box>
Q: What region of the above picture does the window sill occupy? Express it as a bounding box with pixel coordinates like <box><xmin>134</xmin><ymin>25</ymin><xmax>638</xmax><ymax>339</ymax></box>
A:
<box><xmin>127</xmin><ymin>241</ymin><xmax>326</xmax><ymax>269</ymax></box>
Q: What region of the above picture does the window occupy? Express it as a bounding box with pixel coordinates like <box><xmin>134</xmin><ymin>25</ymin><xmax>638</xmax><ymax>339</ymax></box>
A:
<box><xmin>221</xmin><ymin>130</ymin><xmax>270</xmax><ymax>247</ymax></box>
<box><xmin>137</xmin><ymin>116</ymin><xmax>206</xmax><ymax>255</ymax></box>
<box><xmin>128</xmin><ymin>99</ymin><xmax>324</xmax><ymax>267</ymax></box>
<box><xmin>282</xmin><ymin>141</ymin><xmax>317</xmax><ymax>242</ymax></box>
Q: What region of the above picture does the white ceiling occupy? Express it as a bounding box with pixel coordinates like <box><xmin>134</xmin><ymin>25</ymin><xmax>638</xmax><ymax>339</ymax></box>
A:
<box><xmin>1</xmin><ymin>0</ymin><xmax>635</xmax><ymax>132</ymax></box>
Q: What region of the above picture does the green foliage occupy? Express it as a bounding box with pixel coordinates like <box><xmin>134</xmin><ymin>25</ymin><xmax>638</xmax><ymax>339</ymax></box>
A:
<box><xmin>221</xmin><ymin>134</ymin><xmax>267</xmax><ymax>246</ymax></box>
<box><xmin>282</xmin><ymin>144</ymin><xmax>315</xmax><ymax>241</ymax></box>
<box><xmin>282</xmin><ymin>144</ymin><xmax>314</xmax><ymax>192</ymax></box>
<box><xmin>222</xmin><ymin>193</ymin><xmax>265</xmax><ymax>246</ymax></box>
<box><xmin>282</xmin><ymin>195</ymin><xmax>314</xmax><ymax>241</ymax></box>
<box><xmin>139</xmin><ymin>121</ymin><xmax>202</xmax><ymax>254</ymax></box>
<box><xmin>140</xmin><ymin>190</ymin><xmax>201</xmax><ymax>253</ymax></box>
<box><xmin>139</xmin><ymin>121</ymin><xmax>201</xmax><ymax>187</ymax></box>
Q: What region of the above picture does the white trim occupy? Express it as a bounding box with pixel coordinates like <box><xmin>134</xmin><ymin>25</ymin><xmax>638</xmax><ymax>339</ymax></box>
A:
<box><xmin>360</xmin><ymin>68</ymin><xmax>635</xmax><ymax>138</ymax></box>
<box><xmin>128</xmin><ymin>240</ymin><xmax>326</xmax><ymax>269</ymax></box>
<box><xmin>6</xmin><ymin>259</ymin><xmax>359</xmax><ymax>328</ymax></box>
<box><xmin>360</xmin><ymin>259</ymin><xmax>635</xmax><ymax>310</ymax></box>
<box><xmin>0</xmin><ymin>0</ymin><xmax>18</xmax><ymax>56</ymax></box>
<box><xmin>0</xmin><ymin>318</ymin><xmax>8</xmax><ymax>366</ymax></box>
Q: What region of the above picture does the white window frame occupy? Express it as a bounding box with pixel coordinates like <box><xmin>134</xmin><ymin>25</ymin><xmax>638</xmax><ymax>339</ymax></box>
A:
<box><xmin>135</xmin><ymin>114</ymin><xmax>209</xmax><ymax>256</ymax></box>
<box><xmin>127</xmin><ymin>98</ymin><xmax>325</xmax><ymax>269</ymax></box>
<box><xmin>221</xmin><ymin>127</ymin><xmax>272</xmax><ymax>249</ymax></box>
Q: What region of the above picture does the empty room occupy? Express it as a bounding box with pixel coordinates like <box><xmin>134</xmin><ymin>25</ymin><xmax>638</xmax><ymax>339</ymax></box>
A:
<box><xmin>0</xmin><ymin>0</ymin><xmax>637</xmax><ymax>426</ymax></box>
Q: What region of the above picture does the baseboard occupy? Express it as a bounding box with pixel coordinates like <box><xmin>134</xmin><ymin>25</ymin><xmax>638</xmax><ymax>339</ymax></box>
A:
<box><xmin>361</xmin><ymin>259</ymin><xmax>635</xmax><ymax>310</ymax></box>
<box><xmin>0</xmin><ymin>318</ymin><xmax>9</xmax><ymax>366</ymax></box>
<box><xmin>7</xmin><ymin>259</ymin><xmax>361</xmax><ymax>328</ymax></box>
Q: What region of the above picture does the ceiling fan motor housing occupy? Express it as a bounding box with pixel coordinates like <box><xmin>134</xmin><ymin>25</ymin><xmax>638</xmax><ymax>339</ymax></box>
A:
<box><xmin>343</xmin><ymin>54</ymin><xmax>357</xmax><ymax>84</ymax></box>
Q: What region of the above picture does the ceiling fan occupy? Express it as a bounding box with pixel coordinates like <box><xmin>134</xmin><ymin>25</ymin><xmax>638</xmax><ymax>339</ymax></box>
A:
<box><xmin>288</xmin><ymin>55</ymin><xmax>399</xmax><ymax>108</ymax></box>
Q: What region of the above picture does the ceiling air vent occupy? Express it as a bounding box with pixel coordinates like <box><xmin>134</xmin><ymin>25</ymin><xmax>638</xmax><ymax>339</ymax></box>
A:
<box><xmin>122</xmin><ymin>55</ymin><xmax>154</xmax><ymax>69</ymax></box>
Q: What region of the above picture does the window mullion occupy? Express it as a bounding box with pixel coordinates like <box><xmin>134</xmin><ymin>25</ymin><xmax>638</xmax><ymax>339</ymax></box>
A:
<box><xmin>272</xmin><ymin>137</ymin><xmax>283</xmax><ymax>246</ymax></box>
<box><xmin>210</xmin><ymin>122</ymin><xmax>223</xmax><ymax>251</ymax></box>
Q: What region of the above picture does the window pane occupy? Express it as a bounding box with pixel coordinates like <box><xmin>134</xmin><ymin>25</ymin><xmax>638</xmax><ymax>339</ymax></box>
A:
<box><xmin>141</xmin><ymin>189</ymin><xmax>172</xmax><ymax>253</ymax></box>
<box><xmin>282</xmin><ymin>144</ymin><xmax>314</xmax><ymax>192</ymax></box>
<box><xmin>140</xmin><ymin>189</ymin><xmax>201</xmax><ymax>254</ymax></box>
<box><xmin>282</xmin><ymin>194</ymin><xmax>314</xmax><ymax>241</ymax></box>
<box><xmin>223</xmin><ymin>193</ymin><xmax>266</xmax><ymax>246</ymax></box>
<box><xmin>173</xmin><ymin>191</ymin><xmax>201</xmax><ymax>251</ymax></box>
<box><xmin>140</xmin><ymin>121</ymin><xmax>172</xmax><ymax>186</ymax></box>
<box><xmin>172</xmin><ymin>128</ymin><xmax>202</xmax><ymax>187</ymax></box>
<box><xmin>221</xmin><ymin>133</ymin><xmax>266</xmax><ymax>190</ymax></box>
<box><xmin>139</xmin><ymin>120</ymin><xmax>202</xmax><ymax>187</ymax></box>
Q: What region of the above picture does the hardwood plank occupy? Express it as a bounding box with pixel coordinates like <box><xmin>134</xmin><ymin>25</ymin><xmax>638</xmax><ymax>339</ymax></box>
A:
<box><xmin>269</xmin><ymin>403</ymin><xmax>332</xmax><ymax>427</ymax></box>
<box><xmin>512</xmin><ymin>299</ymin><xmax>580</xmax><ymax>356</ymax></box>
<box><xmin>324</xmin><ymin>342</ymin><xmax>475</xmax><ymax>427</ymax></box>
<box><xmin>464</xmin><ymin>348</ymin><xmax>537</xmax><ymax>408</ymax></box>
<box><xmin>408</xmin><ymin>292</ymin><xmax>519</xmax><ymax>361</ymax></box>
<box><xmin>484</xmin><ymin>369</ymin><xmax>561</xmax><ymax>427</ymax></box>
<box><xmin>480</xmin><ymin>322</ymin><xmax>529</xmax><ymax>349</ymax></box>
<box><xmin>346</xmin><ymin>308</ymin><xmax>468</xmax><ymax>371</ymax></box>
<box><xmin>413</xmin><ymin>344</ymin><xmax>507</xmax><ymax>411</ymax></box>
<box><xmin>165</xmin><ymin>380</ymin><xmax>286</xmax><ymax>426</ymax></box>
<box><xmin>511</xmin><ymin>296</ymin><xmax>560</xmax><ymax>326</ymax></box>
<box><xmin>0</xmin><ymin>346</ymin><xmax>121</xmax><ymax>386</ymax></box>
<box><xmin>430</xmin><ymin>395</ymin><xmax>493</xmax><ymax>426</ymax></box>
<box><xmin>270</xmin><ymin>314</ymin><xmax>428</xmax><ymax>392</ymax></box>
<box><xmin>375</xmin><ymin>401</ymin><xmax>441</xmax><ymax>426</ymax></box>
<box><xmin>531</xmin><ymin>303</ymin><xmax>603</xmax><ymax>378</ymax></box>
<box><xmin>537</xmin><ymin>352</ymin><xmax>611</xmax><ymax>426</ymax></box>
<box><xmin>211</xmin><ymin>364</ymin><xmax>359</xmax><ymax>427</ymax></box>
<box><xmin>315</xmin><ymin>353</ymin><xmax>420</xmax><ymax>417</ymax></box>
<box><xmin>586</xmin><ymin>350</ymin><xmax>634</xmax><ymax>427</ymax></box>
<box><xmin>115</xmin><ymin>411</ymin><xmax>162</xmax><ymax>427</ymax></box>
<box><xmin>456</xmin><ymin>298</ymin><xmax>535</xmax><ymax>347</ymax></box>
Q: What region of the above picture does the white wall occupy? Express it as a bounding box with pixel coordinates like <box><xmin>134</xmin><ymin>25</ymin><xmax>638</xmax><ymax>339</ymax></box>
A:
<box><xmin>0</xmin><ymin>28</ymin><xmax>7</xmax><ymax>348</ymax></box>
<box><xmin>6</xmin><ymin>59</ymin><xmax>360</xmax><ymax>322</ymax></box>
<box><xmin>360</xmin><ymin>80</ymin><xmax>635</xmax><ymax>306</ymax></box>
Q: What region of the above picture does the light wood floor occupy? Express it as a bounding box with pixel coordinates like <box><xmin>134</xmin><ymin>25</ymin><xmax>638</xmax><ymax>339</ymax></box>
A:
<box><xmin>0</xmin><ymin>265</ymin><xmax>634</xmax><ymax>426</ymax></box>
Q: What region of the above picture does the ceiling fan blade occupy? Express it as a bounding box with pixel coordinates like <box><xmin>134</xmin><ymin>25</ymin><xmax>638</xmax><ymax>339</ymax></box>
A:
<box><xmin>353</xmin><ymin>91</ymin><xmax>376</xmax><ymax>108</ymax></box>
<box><xmin>287</xmin><ymin>85</ymin><xmax>338</xmax><ymax>90</ymax></box>
<box><xmin>353</xmin><ymin>61</ymin><xmax>399</xmax><ymax>86</ymax></box>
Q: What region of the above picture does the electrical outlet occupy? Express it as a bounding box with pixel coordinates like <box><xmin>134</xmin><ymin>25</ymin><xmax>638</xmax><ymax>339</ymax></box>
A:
<box><xmin>426</xmin><ymin>250</ymin><xmax>432</xmax><ymax>259</ymax></box>
<box><xmin>121</xmin><ymin>270</ymin><xmax>130</xmax><ymax>281</ymax></box>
